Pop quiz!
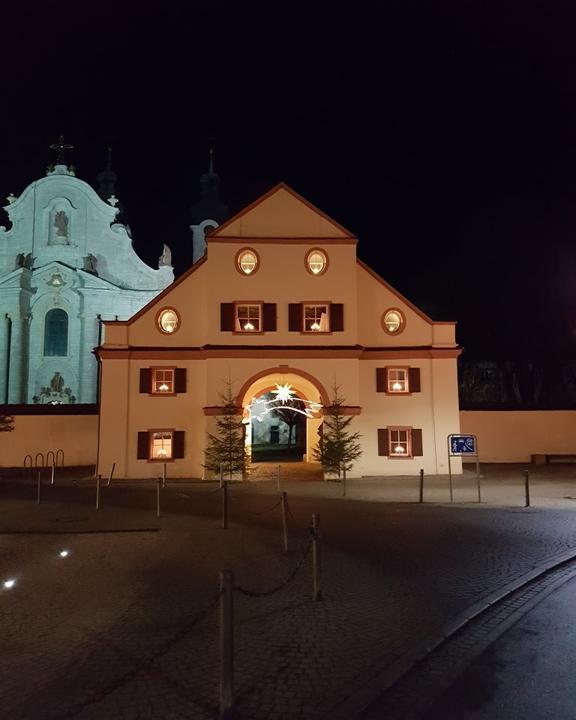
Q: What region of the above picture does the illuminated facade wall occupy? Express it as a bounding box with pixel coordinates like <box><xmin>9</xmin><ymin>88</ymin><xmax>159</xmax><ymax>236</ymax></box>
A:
<box><xmin>97</xmin><ymin>184</ymin><xmax>462</xmax><ymax>478</ymax></box>
<box><xmin>0</xmin><ymin>164</ymin><xmax>174</xmax><ymax>404</ymax></box>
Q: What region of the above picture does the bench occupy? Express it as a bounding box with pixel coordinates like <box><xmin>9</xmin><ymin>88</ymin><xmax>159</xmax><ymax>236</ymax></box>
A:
<box><xmin>531</xmin><ymin>453</ymin><xmax>576</xmax><ymax>465</ymax></box>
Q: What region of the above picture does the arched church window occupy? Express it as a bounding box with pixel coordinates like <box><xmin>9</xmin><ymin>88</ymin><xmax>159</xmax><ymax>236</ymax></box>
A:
<box><xmin>305</xmin><ymin>248</ymin><xmax>328</xmax><ymax>275</ymax></box>
<box><xmin>44</xmin><ymin>309</ymin><xmax>69</xmax><ymax>356</ymax></box>
<box><xmin>236</xmin><ymin>248</ymin><xmax>260</xmax><ymax>275</ymax></box>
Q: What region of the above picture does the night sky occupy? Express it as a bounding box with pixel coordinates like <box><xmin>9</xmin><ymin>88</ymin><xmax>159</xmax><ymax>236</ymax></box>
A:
<box><xmin>2</xmin><ymin>2</ymin><xmax>576</xmax><ymax>359</ymax></box>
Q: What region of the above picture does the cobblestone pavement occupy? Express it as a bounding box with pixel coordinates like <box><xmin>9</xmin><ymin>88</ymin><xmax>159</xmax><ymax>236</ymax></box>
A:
<box><xmin>1</xmin><ymin>466</ymin><xmax>576</xmax><ymax>719</ymax></box>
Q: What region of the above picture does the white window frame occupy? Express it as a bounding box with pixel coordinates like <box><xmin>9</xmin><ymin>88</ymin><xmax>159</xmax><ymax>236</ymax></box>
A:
<box><xmin>151</xmin><ymin>368</ymin><xmax>175</xmax><ymax>395</ymax></box>
<box><xmin>302</xmin><ymin>303</ymin><xmax>330</xmax><ymax>332</ymax></box>
<box><xmin>387</xmin><ymin>367</ymin><xmax>409</xmax><ymax>394</ymax></box>
<box><xmin>388</xmin><ymin>427</ymin><xmax>412</xmax><ymax>458</ymax></box>
<box><xmin>150</xmin><ymin>430</ymin><xmax>173</xmax><ymax>460</ymax></box>
<box><xmin>234</xmin><ymin>303</ymin><xmax>263</xmax><ymax>333</ymax></box>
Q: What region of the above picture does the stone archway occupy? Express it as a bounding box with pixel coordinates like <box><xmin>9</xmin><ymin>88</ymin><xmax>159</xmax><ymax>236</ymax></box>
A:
<box><xmin>237</xmin><ymin>365</ymin><xmax>327</xmax><ymax>464</ymax></box>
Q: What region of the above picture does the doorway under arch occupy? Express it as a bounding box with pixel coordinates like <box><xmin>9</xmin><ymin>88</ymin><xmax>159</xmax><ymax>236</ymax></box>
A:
<box><xmin>237</xmin><ymin>366</ymin><xmax>327</xmax><ymax>464</ymax></box>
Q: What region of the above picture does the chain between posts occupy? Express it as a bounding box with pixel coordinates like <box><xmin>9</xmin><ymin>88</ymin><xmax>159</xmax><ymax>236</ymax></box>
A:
<box><xmin>233</xmin><ymin>539</ymin><xmax>312</xmax><ymax>598</ymax></box>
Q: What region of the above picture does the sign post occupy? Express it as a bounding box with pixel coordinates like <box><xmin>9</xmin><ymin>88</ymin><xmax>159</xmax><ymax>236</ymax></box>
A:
<box><xmin>447</xmin><ymin>434</ymin><xmax>481</xmax><ymax>503</ymax></box>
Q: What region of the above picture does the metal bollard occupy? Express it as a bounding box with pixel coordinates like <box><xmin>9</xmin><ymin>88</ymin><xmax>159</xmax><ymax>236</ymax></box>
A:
<box><xmin>219</xmin><ymin>570</ymin><xmax>234</xmax><ymax>719</ymax></box>
<box><xmin>156</xmin><ymin>479</ymin><xmax>161</xmax><ymax>518</ymax></box>
<box><xmin>219</xmin><ymin>462</ymin><xmax>224</xmax><ymax>489</ymax></box>
<box><xmin>312</xmin><ymin>514</ymin><xmax>322</xmax><ymax>601</ymax></box>
<box><xmin>162</xmin><ymin>463</ymin><xmax>167</xmax><ymax>488</ymax></box>
<box><xmin>277</xmin><ymin>464</ymin><xmax>281</xmax><ymax>491</ymax></box>
<box><xmin>419</xmin><ymin>468</ymin><xmax>424</xmax><ymax>503</ymax></box>
<box><xmin>222</xmin><ymin>481</ymin><xmax>228</xmax><ymax>530</ymax></box>
<box><xmin>51</xmin><ymin>463</ymin><xmax>55</xmax><ymax>486</ymax></box>
<box><xmin>95</xmin><ymin>474</ymin><xmax>101</xmax><ymax>510</ymax></box>
<box><xmin>523</xmin><ymin>470</ymin><xmax>531</xmax><ymax>508</ymax></box>
<box><xmin>107</xmin><ymin>462</ymin><xmax>115</xmax><ymax>487</ymax></box>
<box><xmin>342</xmin><ymin>466</ymin><xmax>347</xmax><ymax>497</ymax></box>
<box><xmin>36</xmin><ymin>470</ymin><xmax>42</xmax><ymax>505</ymax></box>
<box><xmin>281</xmin><ymin>492</ymin><xmax>288</xmax><ymax>553</ymax></box>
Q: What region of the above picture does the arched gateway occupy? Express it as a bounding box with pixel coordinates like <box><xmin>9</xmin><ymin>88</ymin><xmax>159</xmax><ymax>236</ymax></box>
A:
<box><xmin>237</xmin><ymin>366</ymin><xmax>327</xmax><ymax>463</ymax></box>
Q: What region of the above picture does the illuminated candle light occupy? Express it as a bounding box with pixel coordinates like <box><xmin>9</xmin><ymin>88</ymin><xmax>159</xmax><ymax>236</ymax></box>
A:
<box><xmin>311</xmin><ymin>322</ymin><xmax>320</xmax><ymax>331</ymax></box>
<box><xmin>395</xmin><ymin>445</ymin><xmax>405</xmax><ymax>454</ymax></box>
<box><xmin>159</xmin><ymin>383</ymin><xmax>169</xmax><ymax>392</ymax></box>
<box><xmin>244</xmin><ymin>321</ymin><xmax>255</xmax><ymax>331</ymax></box>
<box><xmin>392</xmin><ymin>382</ymin><xmax>403</xmax><ymax>391</ymax></box>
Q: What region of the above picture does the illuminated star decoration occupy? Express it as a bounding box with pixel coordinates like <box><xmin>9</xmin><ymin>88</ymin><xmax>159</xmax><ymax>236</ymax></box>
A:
<box><xmin>243</xmin><ymin>384</ymin><xmax>322</xmax><ymax>424</ymax></box>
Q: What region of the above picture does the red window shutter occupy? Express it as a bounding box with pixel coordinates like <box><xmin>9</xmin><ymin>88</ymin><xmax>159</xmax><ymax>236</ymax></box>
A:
<box><xmin>137</xmin><ymin>432</ymin><xmax>149</xmax><ymax>459</ymax></box>
<box><xmin>288</xmin><ymin>303</ymin><xmax>301</xmax><ymax>331</ymax></box>
<box><xmin>411</xmin><ymin>428</ymin><xmax>423</xmax><ymax>456</ymax></box>
<box><xmin>139</xmin><ymin>368</ymin><xmax>151</xmax><ymax>393</ymax></box>
<box><xmin>175</xmin><ymin>368</ymin><xmax>187</xmax><ymax>393</ymax></box>
<box><xmin>376</xmin><ymin>368</ymin><xmax>387</xmax><ymax>393</ymax></box>
<box><xmin>409</xmin><ymin>367</ymin><xmax>421</xmax><ymax>393</ymax></box>
<box><xmin>220</xmin><ymin>303</ymin><xmax>234</xmax><ymax>331</ymax></box>
<box><xmin>173</xmin><ymin>430</ymin><xmax>185</xmax><ymax>459</ymax></box>
<box><xmin>377</xmin><ymin>428</ymin><xmax>389</xmax><ymax>456</ymax></box>
<box><xmin>263</xmin><ymin>303</ymin><xmax>277</xmax><ymax>332</ymax></box>
<box><xmin>331</xmin><ymin>303</ymin><xmax>344</xmax><ymax>331</ymax></box>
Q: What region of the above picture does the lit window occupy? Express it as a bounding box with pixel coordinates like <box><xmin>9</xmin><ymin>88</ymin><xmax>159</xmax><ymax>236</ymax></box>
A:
<box><xmin>303</xmin><ymin>304</ymin><xmax>329</xmax><ymax>332</ymax></box>
<box><xmin>44</xmin><ymin>308</ymin><xmax>68</xmax><ymax>356</ymax></box>
<box><xmin>306</xmin><ymin>249</ymin><xmax>328</xmax><ymax>275</ymax></box>
<box><xmin>236</xmin><ymin>304</ymin><xmax>261</xmax><ymax>332</ymax></box>
<box><xmin>152</xmin><ymin>369</ymin><xmax>174</xmax><ymax>394</ymax></box>
<box><xmin>151</xmin><ymin>431</ymin><xmax>173</xmax><ymax>460</ymax></box>
<box><xmin>389</xmin><ymin>428</ymin><xmax>410</xmax><ymax>456</ymax></box>
<box><xmin>158</xmin><ymin>308</ymin><xmax>180</xmax><ymax>334</ymax></box>
<box><xmin>382</xmin><ymin>309</ymin><xmax>405</xmax><ymax>335</ymax></box>
<box><xmin>388</xmin><ymin>368</ymin><xmax>408</xmax><ymax>393</ymax></box>
<box><xmin>237</xmin><ymin>248</ymin><xmax>259</xmax><ymax>275</ymax></box>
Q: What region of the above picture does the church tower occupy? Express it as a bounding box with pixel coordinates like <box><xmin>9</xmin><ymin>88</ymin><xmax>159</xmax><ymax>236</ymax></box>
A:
<box><xmin>0</xmin><ymin>137</ymin><xmax>174</xmax><ymax>404</ymax></box>
<box><xmin>190</xmin><ymin>148</ymin><xmax>229</xmax><ymax>263</ymax></box>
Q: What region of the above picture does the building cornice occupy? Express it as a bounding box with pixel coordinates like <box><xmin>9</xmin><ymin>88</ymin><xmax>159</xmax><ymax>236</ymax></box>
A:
<box><xmin>96</xmin><ymin>344</ymin><xmax>462</xmax><ymax>360</ymax></box>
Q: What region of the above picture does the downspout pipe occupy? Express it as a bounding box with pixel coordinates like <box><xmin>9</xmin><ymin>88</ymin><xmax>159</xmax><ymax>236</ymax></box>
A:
<box><xmin>5</xmin><ymin>314</ymin><xmax>12</xmax><ymax>404</ymax></box>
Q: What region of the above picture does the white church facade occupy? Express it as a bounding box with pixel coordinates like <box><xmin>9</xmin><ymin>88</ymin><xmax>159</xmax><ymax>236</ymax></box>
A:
<box><xmin>0</xmin><ymin>157</ymin><xmax>173</xmax><ymax>404</ymax></box>
<box><xmin>97</xmin><ymin>184</ymin><xmax>462</xmax><ymax>479</ymax></box>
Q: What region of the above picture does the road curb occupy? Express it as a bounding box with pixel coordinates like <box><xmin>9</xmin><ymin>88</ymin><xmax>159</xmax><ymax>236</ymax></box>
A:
<box><xmin>323</xmin><ymin>544</ymin><xmax>576</xmax><ymax>719</ymax></box>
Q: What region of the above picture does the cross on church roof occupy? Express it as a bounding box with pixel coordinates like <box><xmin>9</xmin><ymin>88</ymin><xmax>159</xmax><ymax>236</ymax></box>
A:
<box><xmin>49</xmin><ymin>135</ymin><xmax>74</xmax><ymax>165</ymax></box>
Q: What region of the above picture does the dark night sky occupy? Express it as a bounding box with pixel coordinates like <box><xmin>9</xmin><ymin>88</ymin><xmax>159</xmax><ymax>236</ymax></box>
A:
<box><xmin>3</xmin><ymin>1</ymin><xmax>576</xmax><ymax>359</ymax></box>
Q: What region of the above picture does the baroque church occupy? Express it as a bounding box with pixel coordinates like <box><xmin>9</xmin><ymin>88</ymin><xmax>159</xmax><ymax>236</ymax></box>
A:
<box><xmin>0</xmin><ymin>139</ymin><xmax>176</xmax><ymax>404</ymax></box>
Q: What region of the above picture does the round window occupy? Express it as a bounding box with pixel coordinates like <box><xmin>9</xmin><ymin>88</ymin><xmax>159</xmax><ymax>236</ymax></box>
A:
<box><xmin>382</xmin><ymin>309</ymin><xmax>405</xmax><ymax>335</ymax></box>
<box><xmin>236</xmin><ymin>248</ymin><xmax>259</xmax><ymax>275</ymax></box>
<box><xmin>157</xmin><ymin>308</ymin><xmax>180</xmax><ymax>334</ymax></box>
<box><xmin>305</xmin><ymin>249</ymin><xmax>328</xmax><ymax>275</ymax></box>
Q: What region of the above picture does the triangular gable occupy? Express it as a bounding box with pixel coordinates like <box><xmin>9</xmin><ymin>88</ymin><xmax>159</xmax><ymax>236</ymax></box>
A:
<box><xmin>210</xmin><ymin>183</ymin><xmax>357</xmax><ymax>241</ymax></box>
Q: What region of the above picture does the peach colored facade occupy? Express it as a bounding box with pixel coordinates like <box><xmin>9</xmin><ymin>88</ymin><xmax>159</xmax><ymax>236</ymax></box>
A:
<box><xmin>96</xmin><ymin>185</ymin><xmax>462</xmax><ymax>479</ymax></box>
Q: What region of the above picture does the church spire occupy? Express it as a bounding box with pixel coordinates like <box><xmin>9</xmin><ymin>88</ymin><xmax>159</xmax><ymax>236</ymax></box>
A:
<box><xmin>190</xmin><ymin>144</ymin><xmax>230</xmax><ymax>263</ymax></box>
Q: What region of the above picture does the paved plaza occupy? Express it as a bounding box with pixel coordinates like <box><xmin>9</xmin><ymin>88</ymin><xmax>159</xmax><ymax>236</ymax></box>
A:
<box><xmin>1</xmin><ymin>464</ymin><xmax>576</xmax><ymax>719</ymax></box>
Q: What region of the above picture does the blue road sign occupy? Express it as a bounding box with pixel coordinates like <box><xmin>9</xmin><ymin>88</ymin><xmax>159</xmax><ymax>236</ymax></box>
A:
<box><xmin>450</xmin><ymin>435</ymin><xmax>476</xmax><ymax>455</ymax></box>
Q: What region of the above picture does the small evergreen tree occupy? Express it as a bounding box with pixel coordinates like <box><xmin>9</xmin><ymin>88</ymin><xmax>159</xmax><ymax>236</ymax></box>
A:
<box><xmin>204</xmin><ymin>380</ymin><xmax>248</xmax><ymax>480</ymax></box>
<box><xmin>313</xmin><ymin>384</ymin><xmax>362</xmax><ymax>478</ymax></box>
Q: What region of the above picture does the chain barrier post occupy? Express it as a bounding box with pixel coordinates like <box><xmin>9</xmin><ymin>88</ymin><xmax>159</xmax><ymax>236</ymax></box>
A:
<box><xmin>162</xmin><ymin>463</ymin><xmax>167</xmax><ymax>488</ymax></box>
<box><xmin>477</xmin><ymin>472</ymin><xmax>482</xmax><ymax>504</ymax></box>
<box><xmin>36</xmin><ymin>470</ymin><xmax>42</xmax><ymax>505</ymax></box>
<box><xmin>156</xmin><ymin>478</ymin><xmax>161</xmax><ymax>518</ymax></box>
<box><xmin>523</xmin><ymin>470</ymin><xmax>531</xmax><ymax>508</ymax></box>
<box><xmin>419</xmin><ymin>468</ymin><xmax>424</xmax><ymax>503</ymax></box>
<box><xmin>107</xmin><ymin>462</ymin><xmax>115</xmax><ymax>487</ymax></box>
<box><xmin>219</xmin><ymin>569</ymin><xmax>234</xmax><ymax>719</ymax></box>
<box><xmin>50</xmin><ymin>462</ymin><xmax>55</xmax><ymax>486</ymax></box>
<box><xmin>277</xmin><ymin>464</ymin><xmax>281</xmax><ymax>491</ymax></box>
<box><xmin>95</xmin><ymin>474</ymin><xmax>101</xmax><ymax>510</ymax></box>
<box><xmin>220</xmin><ymin>463</ymin><xmax>224</xmax><ymax>489</ymax></box>
<box><xmin>222</xmin><ymin>480</ymin><xmax>228</xmax><ymax>529</ymax></box>
<box><xmin>312</xmin><ymin>513</ymin><xmax>322</xmax><ymax>601</ymax></box>
<box><xmin>342</xmin><ymin>466</ymin><xmax>347</xmax><ymax>497</ymax></box>
<box><xmin>281</xmin><ymin>491</ymin><xmax>289</xmax><ymax>553</ymax></box>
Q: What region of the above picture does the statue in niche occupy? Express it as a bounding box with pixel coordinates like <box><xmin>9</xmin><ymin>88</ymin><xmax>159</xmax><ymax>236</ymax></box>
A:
<box><xmin>50</xmin><ymin>372</ymin><xmax>64</xmax><ymax>394</ymax></box>
<box><xmin>83</xmin><ymin>254</ymin><xmax>98</xmax><ymax>274</ymax></box>
<box><xmin>158</xmin><ymin>243</ymin><xmax>172</xmax><ymax>267</ymax></box>
<box><xmin>50</xmin><ymin>210</ymin><xmax>69</xmax><ymax>244</ymax></box>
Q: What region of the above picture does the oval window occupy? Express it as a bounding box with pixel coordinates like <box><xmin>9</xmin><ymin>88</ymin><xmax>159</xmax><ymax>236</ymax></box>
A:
<box><xmin>157</xmin><ymin>308</ymin><xmax>180</xmax><ymax>334</ymax></box>
<box><xmin>382</xmin><ymin>309</ymin><xmax>405</xmax><ymax>335</ymax></box>
<box><xmin>236</xmin><ymin>248</ymin><xmax>259</xmax><ymax>275</ymax></box>
<box><xmin>305</xmin><ymin>249</ymin><xmax>328</xmax><ymax>275</ymax></box>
